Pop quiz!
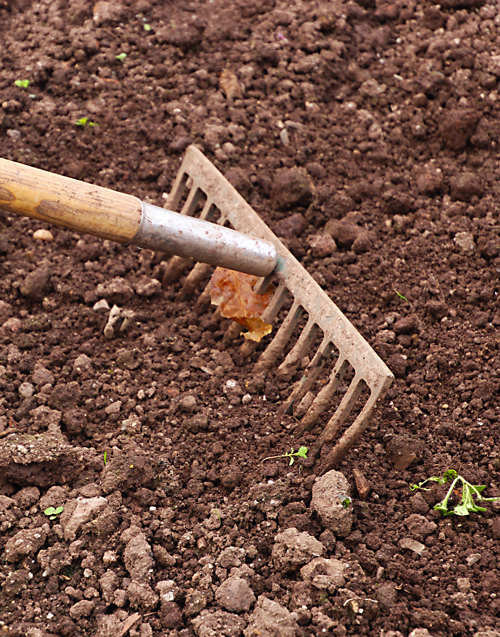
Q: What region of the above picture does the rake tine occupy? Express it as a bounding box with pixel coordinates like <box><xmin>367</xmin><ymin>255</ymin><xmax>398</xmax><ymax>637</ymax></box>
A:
<box><xmin>277</xmin><ymin>317</ymin><xmax>318</xmax><ymax>378</ymax></box>
<box><xmin>284</xmin><ymin>338</ymin><xmax>332</xmax><ymax>415</ymax></box>
<box><xmin>295</xmin><ymin>358</ymin><xmax>350</xmax><ymax>435</ymax></box>
<box><xmin>180</xmin><ymin>185</ymin><xmax>203</xmax><ymax>216</ymax></box>
<box><xmin>241</xmin><ymin>283</ymin><xmax>288</xmax><ymax>359</ymax></box>
<box><xmin>313</xmin><ymin>375</ymin><xmax>366</xmax><ymax>455</ymax></box>
<box><xmin>177</xmin><ymin>262</ymin><xmax>212</xmax><ymax>300</ymax></box>
<box><xmin>253</xmin><ymin>301</ymin><xmax>303</xmax><ymax>374</ymax></box>
<box><xmin>318</xmin><ymin>391</ymin><xmax>380</xmax><ymax>474</ymax></box>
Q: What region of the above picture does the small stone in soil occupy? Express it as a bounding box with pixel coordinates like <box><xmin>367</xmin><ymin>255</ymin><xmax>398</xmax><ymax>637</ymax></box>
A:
<box><xmin>311</xmin><ymin>470</ymin><xmax>353</xmax><ymax>538</ymax></box>
<box><xmin>215</xmin><ymin>576</ymin><xmax>256</xmax><ymax>613</ymax></box>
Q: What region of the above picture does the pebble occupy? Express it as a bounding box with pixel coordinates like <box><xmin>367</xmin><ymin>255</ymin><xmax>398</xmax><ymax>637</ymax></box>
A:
<box><xmin>20</xmin><ymin>265</ymin><xmax>51</xmax><ymax>301</ymax></box>
<box><xmin>18</xmin><ymin>382</ymin><xmax>35</xmax><ymax>398</ymax></box>
<box><xmin>307</xmin><ymin>234</ymin><xmax>337</xmax><ymax>257</ymax></box>
<box><xmin>271</xmin><ymin>168</ymin><xmax>315</xmax><ymax>210</ymax></box>
<box><xmin>386</xmin><ymin>435</ymin><xmax>423</xmax><ymax>470</ymax></box>
<box><xmin>33</xmin><ymin>229</ymin><xmax>54</xmax><ymax>241</ymax></box>
<box><xmin>73</xmin><ymin>354</ymin><xmax>93</xmax><ymax>374</ymax></box>
<box><xmin>215</xmin><ymin>577</ymin><xmax>256</xmax><ymax>613</ymax></box>
<box><xmin>399</xmin><ymin>537</ymin><xmax>426</xmax><ymax>556</ymax></box>
<box><xmin>456</xmin><ymin>577</ymin><xmax>471</xmax><ymax>593</ymax></box>
<box><xmin>416</xmin><ymin>164</ymin><xmax>444</xmax><ymax>196</ymax></box>
<box><xmin>178</xmin><ymin>395</ymin><xmax>197</xmax><ymax>413</ymax></box>
<box><xmin>454</xmin><ymin>231</ymin><xmax>475</xmax><ymax>254</ymax></box>
<box><xmin>69</xmin><ymin>599</ymin><xmax>95</xmax><ymax>620</ymax></box>
<box><xmin>272</xmin><ymin>213</ymin><xmax>307</xmax><ymax>239</ymax></box>
<box><xmin>310</xmin><ymin>470</ymin><xmax>353</xmax><ymax>537</ymax></box>
<box><xmin>376</xmin><ymin>581</ymin><xmax>398</xmax><ymax>612</ymax></box>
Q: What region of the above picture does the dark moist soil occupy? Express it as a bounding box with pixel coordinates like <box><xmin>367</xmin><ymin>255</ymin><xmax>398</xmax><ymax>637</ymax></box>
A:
<box><xmin>1</xmin><ymin>0</ymin><xmax>500</xmax><ymax>636</ymax></box>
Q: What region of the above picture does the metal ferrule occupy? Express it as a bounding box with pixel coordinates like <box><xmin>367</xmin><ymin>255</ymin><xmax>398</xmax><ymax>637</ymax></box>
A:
<box><xmin>130</xmin><ymin>202</ymin><xmax>277</xmax><ymax>277</ymax></box>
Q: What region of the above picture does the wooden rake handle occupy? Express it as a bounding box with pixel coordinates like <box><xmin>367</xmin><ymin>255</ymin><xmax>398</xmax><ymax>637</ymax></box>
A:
<box><xmin>0</xmin><ymin>157</ymin><xmax>142</xmax><ymax>243</ymax></box>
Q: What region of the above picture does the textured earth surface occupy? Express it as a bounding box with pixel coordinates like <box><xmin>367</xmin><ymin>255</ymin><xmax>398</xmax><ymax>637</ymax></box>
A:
<box><xmin>1</xmin><ymin>0</ymin><xmax>500</xmax><ymax>636</ymax></box>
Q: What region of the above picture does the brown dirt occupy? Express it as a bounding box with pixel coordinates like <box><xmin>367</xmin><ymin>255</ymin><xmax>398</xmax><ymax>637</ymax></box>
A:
<box><xmin>1</xmin><ymin>0</ymin><xmax>500</xmax><ymax>636</ymax></box>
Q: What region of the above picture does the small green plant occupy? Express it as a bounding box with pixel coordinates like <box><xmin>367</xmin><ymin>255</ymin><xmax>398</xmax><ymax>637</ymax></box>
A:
<box><xmin>116</xmin><ymin>52</ymin><xmax>127</xmax><ymax>62</ymax></box>
<box><xmin>14</xmin><ymin>79</ymin><xmax>30</xmax><ymax>88</ymax></box>
<box><xmin>340</xmin><ymin>495</ymin><xmax>352</xmax><ymax>509</ymax></box>
<box><xmin>262</xmin><ymin>446</ymin><xmax>308</xmax><ymax>466</ymax></box>
<box><xmin>395</xmin><ymin>290</ymin><xmax>408</xmax><ymax>302</ymax></box>
<box><xmin>410</xmin><ymin>469</ymin><xmax>500</xmax><ymax>516</ymax></box>
<box><xmin>44</xmin><ymin>506</ymin><xmax>64</xmax><ymax>521</ymax></box>
<box><xmin>75</xmin><ymin>117</ymin><xmax>98</xmax><ymax>127</ymax></box>
<box><xmin>143</xmin><ymin>22</ymin><xmax>152</xmax><ymax>31</ymax></box>
<box><xmin>103</xmin><ymin>450</ymin><xmax>107</xmax><ymax>465</ymax></box>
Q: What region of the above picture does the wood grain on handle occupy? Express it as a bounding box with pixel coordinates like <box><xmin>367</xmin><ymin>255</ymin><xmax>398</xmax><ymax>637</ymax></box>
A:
<box><xmin>0</xmin><ymin>158</ymin><xmax>142</xmax><ymax>243</ymax></box>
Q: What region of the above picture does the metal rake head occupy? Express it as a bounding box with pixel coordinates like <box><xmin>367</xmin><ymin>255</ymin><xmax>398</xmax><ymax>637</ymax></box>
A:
<box><xmin>161</xmin><ymin>146</ymin><xmax>394</xmax><ymax>474</ymax></box>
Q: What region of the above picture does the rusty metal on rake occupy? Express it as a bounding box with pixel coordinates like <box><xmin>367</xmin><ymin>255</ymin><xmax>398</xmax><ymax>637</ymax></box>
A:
<box><xmin>163</xmin><ymin>146</ymin><xmax>394</xmax><ymax>474</ymax></box>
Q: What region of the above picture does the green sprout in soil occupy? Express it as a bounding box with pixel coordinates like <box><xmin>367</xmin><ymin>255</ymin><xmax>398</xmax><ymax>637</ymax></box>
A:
<box><xmin>14</xmin><ymin>79</ymin><xmax>30</xmax><ymax>88</ymax></box>
<box><xmin>395</xmin><ymin>290</ymin><xmax>408</xmax><ymax>302</ymax></box>
<box><xmin>116</xmin><ymin>53</ymin><xmax>127</xmax><ymax>62</ymax></box>
<box><xmin>340</xmin><ymin>495</ymin><xmax>352</xmax><ymax>509</ymax></box>
<box><xmin>75</xmin><ymin>117</ymin><xmax>98</xmax><ymax>127</ymax></box>
<box><xmin>44</xmin><ymin>506</ymin><xmax>64</xmax><ymax>521</ymax></box>
<box><xmin>262</xmin><ymin>446</ymin><xmax>308</xmax><ymax>466</ymax></box>
<box><xmin>410</xmin><ymin>469</ymin><xmax>500</xmax><ymax>516</ymax></box>
<box><xmin>103</xmin><ymin>450</ymin><xmax>107</xmax><ymax>465</ymax></box>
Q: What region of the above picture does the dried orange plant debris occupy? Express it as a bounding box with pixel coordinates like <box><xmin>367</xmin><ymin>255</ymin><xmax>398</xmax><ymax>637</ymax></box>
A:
<box><xmin>210</xmin><ymin>267</ymin><xmax>275</xmax><ymax>342</ymax></box>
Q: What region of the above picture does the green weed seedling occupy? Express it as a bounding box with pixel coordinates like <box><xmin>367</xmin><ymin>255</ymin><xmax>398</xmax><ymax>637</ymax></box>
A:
<box><xmin>395</xmin><ymin>290</ymin><xmax>408</xmax><ymax>302</ymax></box>
<box><xmin>411</xmin><ymin>469</ymin><xmax>500</xmax><ymax>516</ymax></box>
<box><xmin>75</xmin><ymin>117</ymin><xmax>98</xmax><ymax>127</ymax></box>
<box><xmin>262</xmin><ymin>446</ymin><xmax>308</xmax><ymax>466</ymax></box>
<box><xmin>340</xmin><ymin>495</ymin><xmax>352</xmax><ymax>509</ymax></box>
<box><xmin>14</xmin><ymin>79</ymin><xmax>30</xmax><ymax>88</ymax></box>
<box><xmin>44</xmin><ymin>506</ymin><xmax>64</xmax><ymax>521</ymax></box>
<box><xmin>116</xmin><ymin>53</ymin><xmax>127</xmax><ymax>62</ymax></box>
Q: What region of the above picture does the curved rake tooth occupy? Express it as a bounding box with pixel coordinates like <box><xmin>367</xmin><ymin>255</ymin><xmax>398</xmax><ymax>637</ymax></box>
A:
<box><xmin>318</xmin><ymin>386</ymin><xmax>380</xmax><ymax>474</ymax></box>
<box><xmin>253</xmin><ymin>300</ymin><xmax>303</xmax><ymax>374</ymax></box>
<box><xmin>177</xmin><ymin>262</ymin><xmax>212</xmax><ymax>300</ymax></box>
<box><xmin>194</xmin><ymin>282</ymin><xmax>212</xmax><ymax>314</ymax></box>
<box><xmin>181</xmin><ymin>185</ymin><xmax>203</xmax><ymax>216</ymax></box>
<box><xmin>295</xmin><ymin>359</ymin><xmax>350</xmax><ymax>435</ymax></box>
<box><xmin>277</xmin><ymin>318</ymin><xmax>318</xmax><ymax>378</ymax></box>
<box><xmin>284</xmin><ymin>338</ymin><xmax>332</xmax><ymax>415</ymax></box>
<box><xmin>165</xmin><ymin>172</ymin><xmax>188</xmax><ymax>210</ymax></box>
<box><xmin>241</xmin><ymin>283</ymin><xmax>288</xmax><ymax>359</ymax></box>
<box><xmin>199</xmin><ymin>199</ymin><xmax>215</xmax><ymax>221</ymax></box>
<box><xmin>314</xmin><ymin>375</ymin><xmax>366</xmax><ymax>452</ymax></box>
<box><xmin>162</xmin><ymin>256</ymin><xmax>193</xmax><ymax>287</ymax></box>
<box><xmin>222</xmin><ymin>321</ymin><xmax>244</xmax><ymax>346</ymax></box>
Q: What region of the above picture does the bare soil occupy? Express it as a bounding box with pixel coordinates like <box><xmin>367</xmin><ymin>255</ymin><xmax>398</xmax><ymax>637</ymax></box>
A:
<box><xmin>1</xmin><ymin>0</ymin><xmax>500</xmax><ymax>636</ymax></box>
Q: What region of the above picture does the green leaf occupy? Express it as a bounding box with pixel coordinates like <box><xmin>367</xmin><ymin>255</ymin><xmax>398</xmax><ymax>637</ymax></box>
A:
<box><xmin>116</xmin><ymin>53</ymin><xmax>127</xmax><ymax>62</ymax></box>
<box><xmin>296</xmin><ymin>446</ymin><xmax>308</xmax><ymax>459</ymax></box>
<box><xmin>44</xmin><ymin>507</ymin><xmax>56</xmax><ymax>516</ymax></box>
<box><xmin>340</xmin><ymin>496</ymin><xmax>351</xmax><ymax>509</ymax></box>
<box><xmin>14</xmin><ymin>79</ymin><xmax>30</xmax><ymax>88</ymax></box>
<box><xmin>143</xmin><ymin>23</ymin><xmax>151</xmax><ymax>31</ymax></box>
<box><xmin>442</xmin><ymin>469</ymin><xmax>458</xmax><ymax>482</ymax></box>
<box><xmin>54</xmin><ymin>506</ymin><xmax>64</xmax><ymax>515</ymax></box>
